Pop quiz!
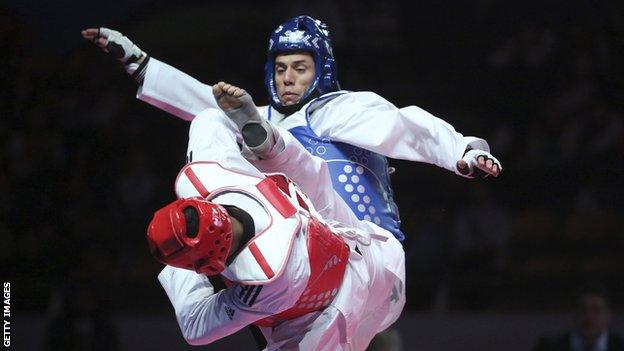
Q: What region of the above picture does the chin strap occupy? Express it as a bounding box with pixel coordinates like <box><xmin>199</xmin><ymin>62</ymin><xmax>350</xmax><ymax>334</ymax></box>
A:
<box><xmin>270</xmin><ymin>88</ymin><xmax>320</xmax><ymax>116</ymax></box>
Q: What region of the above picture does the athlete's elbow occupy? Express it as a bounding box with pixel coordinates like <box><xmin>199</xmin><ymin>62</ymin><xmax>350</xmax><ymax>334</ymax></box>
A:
<box><xmin>185</xmin><ymin>336</ymin><xmax>210</xmax><ymax>346</ymax></box>
<box><xmin>178</xmin><ymin>316</ymin><xmax>216</xmax><ymax>345</ymax></box>
<box><xmin>184</xmin><ymin>335</ymin><xmax>205</xmax><ymax>346</ymax></box>
<box><xmin>181</xmin><ymin>327</ymin><xmax>214</xmax><ymax>346</ymax></box>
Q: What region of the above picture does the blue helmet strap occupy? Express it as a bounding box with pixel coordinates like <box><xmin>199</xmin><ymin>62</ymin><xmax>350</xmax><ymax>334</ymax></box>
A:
<box><xmin>272</xmin><ymin>87</ymin><xmax>320</xmax><ymax>116</ymax></box>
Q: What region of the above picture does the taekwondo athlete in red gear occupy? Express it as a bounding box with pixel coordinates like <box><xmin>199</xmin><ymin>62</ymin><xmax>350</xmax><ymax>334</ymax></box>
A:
<box><xmin>82</xmin><ymin>15</ymin><xmax>502</xmax><ymax>243</ymax></box>
<box><xmin>148</xmin><ymin>86</ymin><xmax>406</xmax><ymax>350</ymax></box>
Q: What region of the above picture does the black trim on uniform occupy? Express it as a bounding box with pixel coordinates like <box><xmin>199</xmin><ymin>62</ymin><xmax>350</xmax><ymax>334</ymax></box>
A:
<box><xmin>238</xmin><ymin>285</ymin><xmax>263</xmax><ymax>307</ymax></box>
<box><xmin>131</xmin><ymin>55</ymin><xmax>150</xmax><ymax>82</ymax></box>
<box><xmin>243</xmin><ymin>285</ymin><xmax>255</xmax><ymax>302</ymax></box>
<box><xmin>248</xmin><ymin>285</ymin><xmax>262</xmax><ymax>306</ymax></box>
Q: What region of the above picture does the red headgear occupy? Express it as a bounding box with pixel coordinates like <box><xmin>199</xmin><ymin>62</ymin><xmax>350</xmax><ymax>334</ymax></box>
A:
<box><xmin>147</xmin><ymin>197</ymin><xmax>233</xmax><ymax>276</ymax></box>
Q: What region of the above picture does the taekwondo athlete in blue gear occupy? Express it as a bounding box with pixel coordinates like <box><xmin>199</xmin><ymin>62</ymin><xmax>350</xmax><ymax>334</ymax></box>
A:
<box><xmin>265</xmin><ymin>16</ymin><xmax>404</xmax><ymax>241</ymax></box>
<box><xmin>84</xmin><ymin>15</ymin><xmax>503</xmax><ymax>243</ymax></box>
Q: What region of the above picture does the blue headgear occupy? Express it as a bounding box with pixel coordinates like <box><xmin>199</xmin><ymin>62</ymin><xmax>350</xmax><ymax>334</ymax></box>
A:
<box><xmin>264</xmin><ymin>16</ymin><xmax>340</xmax><ymax>115</ymax></box>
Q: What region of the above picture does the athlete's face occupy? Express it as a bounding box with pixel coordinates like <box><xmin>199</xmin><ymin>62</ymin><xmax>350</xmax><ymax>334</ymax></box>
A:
<box><xmin>274</xmin><ymin>52</ymin><xmax>315</xmax><ymax>106</ymax></box>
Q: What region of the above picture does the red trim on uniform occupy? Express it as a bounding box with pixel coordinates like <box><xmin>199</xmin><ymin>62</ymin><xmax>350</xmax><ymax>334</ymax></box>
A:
<box><xmin>256</xmin><ymin>178</ymin><xmax>296</xmax><ymax>218</ymax></box>
<box><xmin>184</xmin><ymin>167</ymin><xmax>210</xmax><ymax>198</ymax></box>
<box><xmin>266</xmin><ymin>174</ymin><xmax>290</xmax><ymax>193</ymax></box>
<box><xmin>248</xmin><ymin>242</ymin><xmax>275</xmax><ymax>279</ymax></box>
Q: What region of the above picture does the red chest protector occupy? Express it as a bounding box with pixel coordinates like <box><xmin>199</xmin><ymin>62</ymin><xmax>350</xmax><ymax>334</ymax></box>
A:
<box><xmin>219</xmin><ymin>174</ymin><xmax>351</xmax><ymax>327</ymax></box>
<box><xmin>253</xmin><ymin>215</ymin><xmax>350</xmax><ymax>327</ymax></box>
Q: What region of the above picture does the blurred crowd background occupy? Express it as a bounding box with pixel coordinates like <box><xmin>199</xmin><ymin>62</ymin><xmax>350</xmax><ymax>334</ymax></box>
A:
<box><xmin>2</xmin><ymin>0</ymin><xmax>623</xmax><ymax>350</ymax></box>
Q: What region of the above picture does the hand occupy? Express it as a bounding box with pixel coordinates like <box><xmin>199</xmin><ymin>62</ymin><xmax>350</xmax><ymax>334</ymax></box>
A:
<box><xmin>456</xmin><ymin>149</ymin><xmax>502</xmax><ymax>178</ymax></box>
<box><xmin>81</xmin><ymin>28</ymin><xmax>147</xmax><ymax>75</ymax></box>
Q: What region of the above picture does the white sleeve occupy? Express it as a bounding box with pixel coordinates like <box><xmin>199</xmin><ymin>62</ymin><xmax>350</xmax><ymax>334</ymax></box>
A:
<box><xmin>311</xmin><ymin>92</ymin><xmax>490</xmax><ymax>174</ymax></box>
<box><xmin>158</xmin><ymin>266</ymin><xmax>276</xmax><ymax>345</ymax></box>
<box><xmin>252</xmin><ymin>130</ymin><xmax>363</xmax><ymax>229</ymax></box>
<box><xmin>136</xmin><ymin>58</ymin><xmax>218</xmax><ymax>121</ymax></box>
<box><xmin>187</xmin><ymin>109</ymin><xmax>265</xmax><ymax>178</ymax></box>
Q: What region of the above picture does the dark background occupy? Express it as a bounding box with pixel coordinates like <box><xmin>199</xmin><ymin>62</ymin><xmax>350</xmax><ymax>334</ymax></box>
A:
<box><xmin>2</xmin><ymin>0</ymin><xmax>623</xmax><ymax>349</ymax></box>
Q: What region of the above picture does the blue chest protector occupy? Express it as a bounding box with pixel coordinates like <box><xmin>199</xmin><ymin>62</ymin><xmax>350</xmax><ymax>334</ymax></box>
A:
<box><xmin>269</xmin><ymin>94</ymin><xmax>404</xmax><ymax>241</ymax></box>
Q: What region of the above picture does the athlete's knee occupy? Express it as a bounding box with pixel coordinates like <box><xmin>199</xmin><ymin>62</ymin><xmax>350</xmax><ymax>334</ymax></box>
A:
<box><xmin>191</xmin><ymin>108</ymin><xmax>228</xmax><ymax>127</ymax></box>
<box><xmin>189</xmin><ymin>108</ymin><xmax>234</xmax><ymax>138</ymax></box>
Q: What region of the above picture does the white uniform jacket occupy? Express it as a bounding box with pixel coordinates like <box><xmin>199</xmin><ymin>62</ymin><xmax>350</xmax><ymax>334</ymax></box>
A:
<box><xmin>137</xmin><ymin>58</ymin><xmax>489</xmax><ymax>175</ymax></box>
<box><xmin>158</xmin><ymin>111</ymin><xmax>406</xmax><ymax>350</ymax></box>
